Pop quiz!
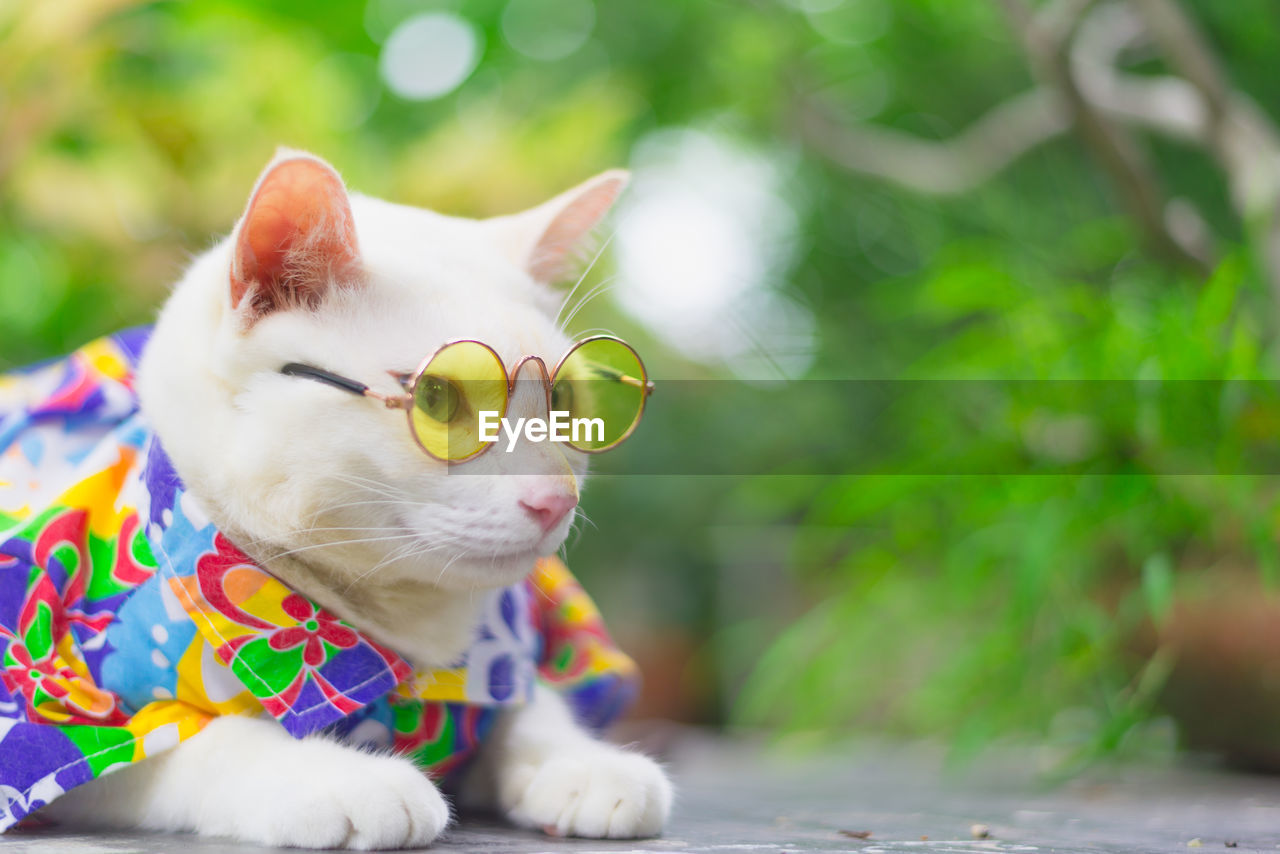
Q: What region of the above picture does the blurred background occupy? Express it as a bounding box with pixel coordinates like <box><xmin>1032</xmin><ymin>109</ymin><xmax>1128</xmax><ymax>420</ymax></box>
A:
<box><xmin>5</xmin><ymin>0</ymin><xmax>1280</xmax><ymax>775</ymax></box>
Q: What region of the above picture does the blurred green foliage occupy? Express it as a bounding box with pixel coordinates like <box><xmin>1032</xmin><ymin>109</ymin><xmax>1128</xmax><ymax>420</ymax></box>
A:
<box><xmin>4</xmin><ymin>0</ymin><xmax>1280</xmax><ymax>766</ymax></box>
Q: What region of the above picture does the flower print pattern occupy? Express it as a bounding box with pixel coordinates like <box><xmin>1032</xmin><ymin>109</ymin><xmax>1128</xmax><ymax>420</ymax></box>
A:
<box><xmin>0</xmin><ymin>638</ymin><xmax>125</xmax><ymax>725</ymax></box>
<box><xmin>268</xmin><ymin>595</ymin><xmax>358</xmax><ymax>667</ymax></box>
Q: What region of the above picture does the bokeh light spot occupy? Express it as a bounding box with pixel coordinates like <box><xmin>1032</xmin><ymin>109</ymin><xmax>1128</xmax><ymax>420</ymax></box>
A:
<box><xmin>614</xmin><ymin>129</ymin><xmax>815</xmax><ymax>379</ymax></box>
<box><xmin>783</xmin><ymin>0</ymin><xmax>845</xmax><ymax>12</ymax></box>
<box><xmin>379</xmin><ymin>12</ymin><xmax>481</xmax><ymax>100</ymax></box>
<box><xmin>364</xmin><ymin>0</ymin><xmax>436</xmax><ymax>43</ymax></box>
<box><xmin>501</xmin><ymin>0</ymin><xmax>595</xmax><ymax>61</ymax></box>
<box><xmin>805</xmin><ymin>0</ymin><xmax>889</xmax><ymax>45</ymax></box>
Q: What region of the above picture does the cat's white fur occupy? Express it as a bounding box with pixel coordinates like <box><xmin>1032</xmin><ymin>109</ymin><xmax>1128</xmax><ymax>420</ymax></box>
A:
<box><xmin>39</xmin><ymin>151</ymin><xmax>672</xmax><ymax>848</ymax></box>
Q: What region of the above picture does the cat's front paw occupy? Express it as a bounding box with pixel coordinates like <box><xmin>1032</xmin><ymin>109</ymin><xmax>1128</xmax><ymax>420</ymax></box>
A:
<box><xmin>219</xmin><ymin>749</ymin><xmax>450</xmax><ymax>850</ymax></box>
<box><xmin>502</xmin><ymin>746</ymin><xmax>672</xmax><ymax>839</ymax></box>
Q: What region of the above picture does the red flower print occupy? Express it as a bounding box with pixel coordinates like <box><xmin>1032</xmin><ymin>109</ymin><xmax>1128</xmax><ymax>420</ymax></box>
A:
<box><xmin>1</xmin><ymin>640</ymin><xmax>125</xmax><ymax>724</ymax></box>
<box><xmin>196</xmin><ymin>533</ymin><xmax>275</xmax><ymax>631</ymax></box>
<box><xmin>267</xmin><ymin>595</ymin><xmax>358</xmax><ymax>667</ymax></box>
<box><xmin>3</xmin><ymin>643</ymin><xmax>61</xmax><ymax>706</ymax></box>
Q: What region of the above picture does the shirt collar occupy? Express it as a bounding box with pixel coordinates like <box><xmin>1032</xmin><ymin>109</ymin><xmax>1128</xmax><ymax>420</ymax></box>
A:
<box><xmin>138</xmin><ymin>436</ymin><xmax>538</xmax><ymax>737</ymax></box>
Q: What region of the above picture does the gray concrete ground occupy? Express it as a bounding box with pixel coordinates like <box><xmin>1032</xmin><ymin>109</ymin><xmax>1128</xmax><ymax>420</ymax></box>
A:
<box><xmin>3</xmin><ymin>730</ymin><xmax>1279</xmax><ymax>853</ymax></box>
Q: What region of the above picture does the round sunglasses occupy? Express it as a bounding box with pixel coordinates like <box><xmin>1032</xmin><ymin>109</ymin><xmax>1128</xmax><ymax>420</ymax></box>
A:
<box><xmin>280</xmin><ymin>336</ymin><xmax>654</xmax><ymax>463</ymax></box>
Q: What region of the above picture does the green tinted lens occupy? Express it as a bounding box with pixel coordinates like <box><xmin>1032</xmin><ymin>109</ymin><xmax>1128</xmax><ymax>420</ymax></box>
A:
<box><xmin>410</xmin><ymin>341</ymin><xmax>508</xmax><ymax>461</ymax></box>
<box><xmin>552</xmin><ymin>338</ymin><xmax>648</xmax><ymax>452</ymax></box>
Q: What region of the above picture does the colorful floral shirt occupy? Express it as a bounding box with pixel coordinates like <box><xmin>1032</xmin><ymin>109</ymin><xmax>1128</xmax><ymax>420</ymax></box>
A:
<box><xmin>0</xmin><ymin>328</ymin><xmax>638</xmax><ymax>830</ymax></box>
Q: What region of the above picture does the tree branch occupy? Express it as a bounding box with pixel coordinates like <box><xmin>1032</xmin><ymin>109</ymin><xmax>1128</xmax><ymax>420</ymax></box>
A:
<box><xmin>796</xmin><ymin>0</ymin><xmax>1280</xmax><ymax>292</ymax></box>
<box><xmin>1070</xmin><ymin>1</ymin><xmax>1280</xmax><ymax>306</ymax></box>
<box><xmin>796</xmin><ymin>88</ymin><xmax>1069</xmax><ymax>196</ymax></box>
<box><xmin>996</xmin><ymin>0</ymin><xmax>1207</xmax><ymax>273</ymax></box>
<box><xmin>1127</xmin><ymin>0</ymin><xmax>1230</xmax><ymax>127</ymax></box>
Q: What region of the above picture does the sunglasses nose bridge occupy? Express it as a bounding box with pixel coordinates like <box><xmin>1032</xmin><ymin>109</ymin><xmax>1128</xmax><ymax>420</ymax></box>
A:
<box><xmin>509</xmin><ymin>354</ymin><xmax>550</xmax><ymax>381</ymax></box>
<box><xmin>508</xmin><ymin>355</ymin><xmax>554</xmax><ymax>414</ymax></box>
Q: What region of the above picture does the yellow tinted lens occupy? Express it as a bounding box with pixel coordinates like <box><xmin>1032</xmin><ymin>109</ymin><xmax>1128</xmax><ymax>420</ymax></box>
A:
<box><xmin>552</xmin><ymin>339</ymin><xmax>647</xmax><ymax>451</ymax></box>
<box><xmin>411</xmin><ymin>342</ymin><xmax>507</xmax><ymax>461</ymax></box>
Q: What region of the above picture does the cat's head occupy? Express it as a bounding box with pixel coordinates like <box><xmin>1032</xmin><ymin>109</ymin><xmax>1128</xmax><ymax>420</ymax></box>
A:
<box><xmin>139</xmin><ymin>150</ymin><xmax>627</xmax><ymax>596</ymax></box>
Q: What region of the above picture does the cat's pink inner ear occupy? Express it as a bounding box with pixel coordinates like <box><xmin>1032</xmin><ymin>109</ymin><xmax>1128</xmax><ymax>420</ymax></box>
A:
<box><xmin>523</xmin><ymin>170</ymin><xmax>629</xmax><ymax>284</ymax></box>
<box><xmin>230</xmin><ymin>156</ymin><xmax>361</xmax><ymax>314</ymax></box>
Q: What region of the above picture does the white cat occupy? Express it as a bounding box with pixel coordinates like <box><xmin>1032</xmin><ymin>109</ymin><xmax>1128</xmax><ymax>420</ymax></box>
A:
<box><xmin>40</xmin><ymin>150</ymin><xmax>672</xmax><ymax>848</ymax></box>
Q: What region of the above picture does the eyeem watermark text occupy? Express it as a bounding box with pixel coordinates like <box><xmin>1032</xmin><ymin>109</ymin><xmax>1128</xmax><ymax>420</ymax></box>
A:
<box><xmin>478</xmin><ymin>410</ymin><xmax>604</xmax><ymax>452</ymax></box>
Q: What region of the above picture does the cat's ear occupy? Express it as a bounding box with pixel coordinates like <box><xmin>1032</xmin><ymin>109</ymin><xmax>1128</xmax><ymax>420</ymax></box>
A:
<box><xmin>491</xmin><ymin>170</ymin><xmax>629</xmax><ymax>284</ymax></box>
<box><xmin>229</xmin><ymin>150</ymin><xmax>363</xmax><ymax>324</ymax></box>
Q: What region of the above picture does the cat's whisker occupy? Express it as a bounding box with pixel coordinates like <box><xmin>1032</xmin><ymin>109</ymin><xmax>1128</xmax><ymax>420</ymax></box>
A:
<box><xmin>324</xmin><ymin>472</ymin><xmax>411</xmax><ymax>500</ymax></box>
<box><xmin>297</xmin><ymin>497</ymin><xmax>450</xmax><ymax>534</ymax></box>
<box><xmin>560</xmin><ymin>274</ymin><xmax>621</xmax><ymax>335</ymax></box>
<box><xmin>555</xmin><ymin>229</ymin><xmax>616</xmax><ymax>331</ymax></box>
<box><xmin>341</xmin><ymin>564</ymin><xmax>389</xmax><ymax>595</ymax></box>
<box><xmin>289</xmin><ymin>475</ymin><xmax>425</xmax><ymax>532</ymax></box>
<box><xmin>325</xmin><ymin>471</ymin><xmax>400</xmax><ymax>488</ymax></box>
<box><xmin>322</xmin><ymin>472</ymin><xmax>399</xmax><ymax>491</ymax></box>
<box><xmin>434</xmin><ymin>551</ymin><xmax>465</xmax><ymax>586</ymax></box>
<box><xmin>565</xmin><ymin>327</ymin><xmax>619</xmax><ymax>340</ymax></box>
<box><xmin>344</xmin><ymin>546</ymin><xmax>410</xmax><ymax>591</ymax></box>
<box><xmin>297</xmin><ymin>491</ymin><xmax>407</xmax><ymax>526</ymax></box>
<box><xmin>565</xmin><ymin>524</ymin><xmax>584</xmax><ymax>554</ymax></box>
<box><xmin>302</xmin><ymin>499</ymin><xmax>417</xmax><ymax>524</ymax></box>
<box><xmin>529</xmin><ymin>574</ymin><xmax>557</xmax><ymax>606</ymax></box>
<box><xmin>315</xmin><ymin>498</ymin><xmax>412</xmax><ymax>512</ymax></box>
<box><xmin>323</xmin><ymin>477</ymin><xmax>410</xmax><ymax>503</ymax></box>
<box><xmin>262</xmin><ymin>532</ymin><xmax>424</xmax><ymax>561</ymax></box>
<box><xmin>341</xmin><ymin>538</ymin><xmax>453</xmax><ymax>594</ymax></box>
<box><xmin>236</xmin><ymin>522</ymin><xmax>408</xmax><ymax>549</ymax></box>
<box><xmin>560</xmin><ymin>275</ymin><xmax>620</xmax><ymax>335</ymax></box>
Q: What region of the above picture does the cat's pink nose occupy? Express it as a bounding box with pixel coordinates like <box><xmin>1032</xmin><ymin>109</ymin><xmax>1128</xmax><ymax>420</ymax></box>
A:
<box><xmin>519</xmin><ymin>486</ymin><xmax>578</xmax><ymax>533</ymax></box>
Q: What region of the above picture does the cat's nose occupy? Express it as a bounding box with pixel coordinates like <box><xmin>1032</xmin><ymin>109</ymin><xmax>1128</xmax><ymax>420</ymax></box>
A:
<box><xmin>519</xmin><ymin>483</ymin><xmax>578</xmax><ymax>533</ymax></box>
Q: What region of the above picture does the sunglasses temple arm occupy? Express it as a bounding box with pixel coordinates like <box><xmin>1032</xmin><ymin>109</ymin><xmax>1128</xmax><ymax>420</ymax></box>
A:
<box><xmin>587</xmin><ymin>364</ymin><xmax>653</xmax><ymax>395</ymax></box>
<box><xmin>623</xmin><ymin>375</ymin><xmax>655</xmax><ymax>395</ymax></box>
<box><xmin>367</xmin><ymin>389</ymin><xmax>413</xmax><ymax>409</ymax></box>
<box><xmin>280</xmin><ymin>363</ymin><xmax>411</xmax><ymax>409</ymax></box>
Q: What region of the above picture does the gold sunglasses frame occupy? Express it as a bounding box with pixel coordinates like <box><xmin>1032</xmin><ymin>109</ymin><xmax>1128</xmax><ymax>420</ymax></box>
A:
<box><xmin>285</xmin><ymin>335</ymin><xmax>654</xmax><ymax>464</ymax></box>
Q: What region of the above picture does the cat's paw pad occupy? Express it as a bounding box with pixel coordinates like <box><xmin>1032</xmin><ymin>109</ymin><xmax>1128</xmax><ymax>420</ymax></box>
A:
<box><xmin>505</xmin><ymin>748</ymin><xmax>672</xmax><ymax>839</ymax></box>
<box><xmin>233</xmin><ymin>751</ymin><xmax>449</xmax><ymax>850</ymax></box>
